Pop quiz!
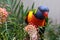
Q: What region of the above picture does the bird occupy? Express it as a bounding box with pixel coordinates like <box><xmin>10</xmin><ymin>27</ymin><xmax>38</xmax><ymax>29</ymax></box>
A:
<box><xmin>25</xmin><ymin>6</ymin><xmax>49</xmax><ymax>28</ymax></box>
<box><xmin>25</xmin><ymin>6</ymin><xmax>49</xmax><ymax>40</ymax></box>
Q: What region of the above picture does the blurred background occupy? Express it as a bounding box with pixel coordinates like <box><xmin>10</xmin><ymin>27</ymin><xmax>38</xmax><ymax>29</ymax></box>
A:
<box><xmin>0</xmin><ymin>0</ymin><xmax>60</xmax><ymax>40</ymax></box>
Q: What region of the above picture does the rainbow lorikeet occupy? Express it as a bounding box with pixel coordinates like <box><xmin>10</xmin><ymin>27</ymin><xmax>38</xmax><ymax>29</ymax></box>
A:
<box><xmin>25</xmin><ymin>6</ymin><xmax>49</xmax><ymax>40</ymax></box>
<box><xmin>25</xmin><ymin>6</ymin><xmax>49</xmax><ymax>27</ymax></box>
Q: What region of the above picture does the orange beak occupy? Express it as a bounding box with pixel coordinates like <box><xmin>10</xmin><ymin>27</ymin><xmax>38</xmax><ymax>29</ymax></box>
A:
<box><xmin>43</xmin><ymin>12</ymin><xmax>48</xmax><ymax>18</ymax></box>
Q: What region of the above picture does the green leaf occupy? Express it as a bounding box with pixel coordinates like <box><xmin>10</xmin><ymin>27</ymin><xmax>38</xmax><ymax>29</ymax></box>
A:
<box><xmin>31</xmin><ymin>2</ymin><xmax>35</xmax><ymax>10</ymax></box>
<box><xmin>24</xmin><ymin>7</ymin><xmax>29</xmax><ymax>16</ymax></box>
<box><xmin>13</xmin><ymin>0</ymin><xmax>21</xmax><ymax>14</ymax></box>
<box><xmin>6</xmin><ymin>0</ymin><xmax>11</xmax><ymax>5</ymax></box>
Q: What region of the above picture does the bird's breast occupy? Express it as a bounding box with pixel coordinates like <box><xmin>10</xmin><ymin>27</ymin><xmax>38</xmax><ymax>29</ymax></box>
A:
<box><xmin>27</xmin><ymin>11</ymin><xmax>45</xmax><ymax>27</ymax></box>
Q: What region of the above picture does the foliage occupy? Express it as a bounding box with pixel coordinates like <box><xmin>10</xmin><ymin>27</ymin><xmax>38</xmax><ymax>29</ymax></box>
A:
<box><xmin>44</xmin><ymin>24</ymin><xmax>60</xmax><ymax>40</ymax></box>
<box><xmin>0</xmin><ymin>0</ymin><xmax>34</xmax><ymax>40</ymax></box>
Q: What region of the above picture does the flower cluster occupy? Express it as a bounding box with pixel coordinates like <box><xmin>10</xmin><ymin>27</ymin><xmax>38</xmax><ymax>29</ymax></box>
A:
<box><xmin>24</xmin><ymin>24</ymin><xmax>38</xmax><ymax>40</ymax></box>
<box><xmin>0</xmin><ymin>8</ymin><xmax>8</xmax><ymax>24</ymax></box>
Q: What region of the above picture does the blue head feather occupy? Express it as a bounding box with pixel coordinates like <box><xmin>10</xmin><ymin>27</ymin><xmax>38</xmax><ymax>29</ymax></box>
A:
<box><xmin>34</xmin><ymin>6</ymin><xmax>49</xmax><ymax>19</ymax></box>
<box><xmin>38</xmin><ymin>6</ymin><xmax>49</xmax><ymax>12</ymax></box>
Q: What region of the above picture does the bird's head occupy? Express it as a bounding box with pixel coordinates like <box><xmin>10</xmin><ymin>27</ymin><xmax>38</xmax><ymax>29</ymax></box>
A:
<box><xmin>38</xmin><ymin>6</ymin><xmax>49</xmax><ymax>18</ymax></box>
<box><xmin>34</xmin><ymin>6</ymin><xmax>49</xmax><ymax>19</ymax></box>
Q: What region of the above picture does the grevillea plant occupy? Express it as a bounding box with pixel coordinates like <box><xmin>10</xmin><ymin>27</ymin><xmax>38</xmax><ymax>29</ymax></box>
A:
<box><xmin>0</xmin><ymin>0</ymin><xmax>34</xmax><ymax>40</ymax></box>
<box><xmin>0</xmin><ymin>8</ymin><xmax>8</xmax><ymax>24</ymax></box>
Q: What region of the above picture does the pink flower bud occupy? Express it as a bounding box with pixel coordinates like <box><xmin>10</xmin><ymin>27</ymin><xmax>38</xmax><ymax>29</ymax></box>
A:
<box><xmin>0</xmin><ymin>7</ymin><xmax>8</xmax><ymax>24</ymax></box>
